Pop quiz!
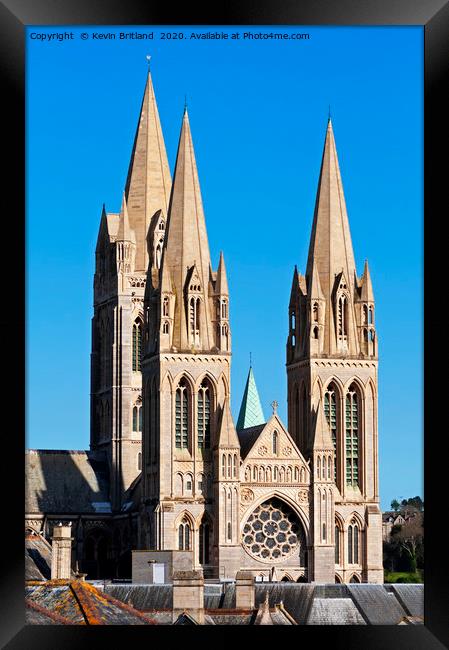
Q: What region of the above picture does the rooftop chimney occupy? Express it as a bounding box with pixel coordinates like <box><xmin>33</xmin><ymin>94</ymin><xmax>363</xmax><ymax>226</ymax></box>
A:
<box><xmin>51</xmin><ymin>523</ymin><xmax>73</xmax><ymax>580</ymax></box>
<box><xmin>235</xmin><ymin>570</ymin><xmax>255</xmax><ymax>609</ymax></box>
<box><xmin>172</xmin><ymin>569</ymin><xmax>204</xmax><ymax>624</ymax></box>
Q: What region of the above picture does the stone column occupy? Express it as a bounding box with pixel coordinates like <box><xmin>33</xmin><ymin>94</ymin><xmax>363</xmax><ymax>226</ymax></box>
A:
<box><xmin>172</xmin><ymin>569</ymin><xmax>204</xmax><ymax>624</ymax></box>
<box><xmin>235</xmin><ymin>571</ymin><xmax>255</xmax><ymax>609</ymax></box>
<box><xmin>51</xmin><ymin>524</ymin><xmax>73</xmax><ymax>580</ymax></box>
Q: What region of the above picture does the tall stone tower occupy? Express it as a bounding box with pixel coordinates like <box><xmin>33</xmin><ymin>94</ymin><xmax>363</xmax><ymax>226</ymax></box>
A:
<box><xmin>287</xmin><ymin>119</ymin><xmax>383</xmax><ymax>583</ymax></box>
<box><xmin>90</xmin><ymin>70</ymin><xmax>171</xmax><ymax>510</ymax></box>
<box><xmin>141</xmin><ymin>108</ymin><xmax>236</xmax><ymax>576</ymax></box>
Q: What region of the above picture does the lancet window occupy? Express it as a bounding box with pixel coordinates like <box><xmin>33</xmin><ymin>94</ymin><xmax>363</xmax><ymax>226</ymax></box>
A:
<box><xmin>132</xmin><ymin>319</ymin><xmax>143</xmax><ymax>372</ymax></box>
<box><xmin>175</xmin><ymin>379</ymin><xmax>189</xmax><ymax>449</ymax></box>
<box><xmin>197</xmin><ymin>382</ymin><xmax>211</xmax><ymax>448</ymax></box>
<box><xmin>345</xmin><ymin>385</ymin><xmax>360</xmax><ymax>487</ymax></box>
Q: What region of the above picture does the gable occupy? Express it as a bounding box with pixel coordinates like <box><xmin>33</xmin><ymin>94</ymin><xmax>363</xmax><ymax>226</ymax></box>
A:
<box><xmin>240</xmin><ymin>416</ymin><xmax>310</xmax><ymax>484</ymax></box>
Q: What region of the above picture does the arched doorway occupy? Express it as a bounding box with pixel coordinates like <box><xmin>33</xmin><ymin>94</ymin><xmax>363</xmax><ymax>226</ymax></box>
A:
<box><xmin>349</xmin><ymin>574</ymin><xmax>361</xmax><ymax>583</ymax></box>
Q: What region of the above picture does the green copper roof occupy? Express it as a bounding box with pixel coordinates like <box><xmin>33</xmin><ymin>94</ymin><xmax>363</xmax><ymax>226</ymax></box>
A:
<box><xmin>236</xmin><ymin>366</ymin><xmax>265</xmax><ymax>431</ymax></box>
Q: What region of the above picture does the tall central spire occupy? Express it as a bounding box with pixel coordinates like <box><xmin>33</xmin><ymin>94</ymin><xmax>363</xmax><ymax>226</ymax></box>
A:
<box><xmin>125</xmin><ymin>69</ymin><xmax>172</xmax><ymax>272</ymax></box>
<box><xmin>305</xmin><ymin>119</ymin><xmax>357</xmax><ymax>301</ymax></box>
<box><xmin>162</xmin><ymin>108</ymin><xmax>213</xmax><ymax>351</ymax></box>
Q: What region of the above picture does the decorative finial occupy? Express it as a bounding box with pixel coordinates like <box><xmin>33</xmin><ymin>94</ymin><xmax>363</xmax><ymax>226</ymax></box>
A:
<box><xmin>184</xmin><ymin>94</ymin><xmax>188</xmax><ymax>112</ymax></box>
<box><xmin>328</xmin><ymin>104</ymin><xmax>331</xmax><ymax>121</ymax></box>
<box><xmin>250</xmin><ymin>351</ymin><xmax>252</xmax><ymax>367</ymax></box>
<box><xmin>146</xmin><ymin>54</ymin><xmax>151</xmax><ymax>69</ymax></box>
<box><xmin>271</xmin><ymin>400</ymin><xmax>278</xmax><ymax>415</ymax></box>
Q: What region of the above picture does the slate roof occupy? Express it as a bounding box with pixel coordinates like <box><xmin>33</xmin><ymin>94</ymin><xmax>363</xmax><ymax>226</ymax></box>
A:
<box><xmin>102</xmin><ymin>582</ymin><xmax>424</xmax><ymax>626</ymax></box>
<box><xmin>25</xmin><ymin>449</ymin><xmax>110</xmax><ymax>514</ymax></box>
<box><xmin>237</xmin><ymin>424</ymin><xmax>266</xmax><ymax>459</ymax></box>
<box><xmin>25</xmin><ymin>580</ymin><xmax>156</xmax><ymax>625</ymax></box>
<box><xmin>236</xmin><ymin>366</ymin><xmax>265</xmax><ymax>431</ymax></box>
<box><xmin>25</xmin><ymin>534</ymin><xmax>52</xmax><ymax>581</ymax></box>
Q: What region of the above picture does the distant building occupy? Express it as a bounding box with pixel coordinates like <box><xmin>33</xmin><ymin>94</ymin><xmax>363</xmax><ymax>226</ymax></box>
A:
<box><xmin>26</xmin><ymin>67</ymin><xmax>383</xmax><ymax>584</ymax></box>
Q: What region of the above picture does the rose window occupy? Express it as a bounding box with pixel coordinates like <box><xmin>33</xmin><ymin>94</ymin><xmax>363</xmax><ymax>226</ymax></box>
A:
<box><xmin>242</xmin><ymin>498</ymin><xmax>303</xmax><ymax>562</ymax></box>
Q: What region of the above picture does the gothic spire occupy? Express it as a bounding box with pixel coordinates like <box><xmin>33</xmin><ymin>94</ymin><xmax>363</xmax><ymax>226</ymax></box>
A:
<box><xmin>124</xmin><ymin>68</ymin><xmax>171</xmax><ymax>272</ymax></box>
<box><xmin>236</xmin><ymin>366</ymin><xmax>265</xmax><ymax>431</ymax></box>
<box><xmin>312</xmin><ymin>398</ymin><xmax>334</xmax><ymax>451</ymax></box>
<box><xmin>360</xmin><ymin>259</ymin><xmax>375</xmax><ymax>302</ymax></box>
<box><xmin>117</xmin><ymin>192</ymin><xmax>136</xmax><ymax>243</ymax></box>
<box><xmin>215</xmin><ymin>251</ymin><xmax>229</xmax><ymax>295</ymax></box>
<box><xmin>163</xmin><ymin>108</ymin><xmax>214</xmax><ymax>350</ymax></box>
<box><xmin>216</xmin><ymin>397</ymin><xmax>240</xmax><ymax>449</ymax></box>
<box><xmin>305</xmin><ymin>119</ymin><xmax>357</xmax><ymax>300</ymax></box>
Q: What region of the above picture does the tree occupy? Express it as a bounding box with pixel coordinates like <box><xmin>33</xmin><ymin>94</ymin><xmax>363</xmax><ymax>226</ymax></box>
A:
<box><xmin>390</xmin><ymin>499</ymin><xmax>400</xmax><ymax>512</ymax></box>
<box><xmin>394</xmin><ymin>517</ymin><xmax>424</xmax><ymax>574</ymax></box>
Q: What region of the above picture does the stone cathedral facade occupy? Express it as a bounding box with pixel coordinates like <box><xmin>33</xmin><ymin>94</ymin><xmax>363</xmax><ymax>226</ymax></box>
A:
<box><xmin>25</xmin><ymin>69</ymin><xmax>383</xmax><ymax>584</ymax></box>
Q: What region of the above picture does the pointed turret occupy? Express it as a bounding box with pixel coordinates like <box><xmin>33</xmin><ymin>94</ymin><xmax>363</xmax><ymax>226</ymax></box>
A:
<box><xmin>308</xmin><ymin>258</ymin><xmax>324</xmax><ymax>301</ymax></box>
<box><xmin>360</xmin><ymin>260</ymin><xmax>375</xmax><ymax>302</ymax></box>
<box><xmin>215</xmin><ymin>252</ymin><xmax>229</xmax><ymax>295</ymax></box>
<box><xmin>95</xmin><ymin>204</ymin><xmax>108</xmax><ymax>253</ymax></box>
<box><xmin>117</xmin><ymin>192</ymin><xmax>136</xmax><ymax>243</ymax></box>
<box><xmin>236</xmin><ymin>366</ymin><xmax>265</xmax><ymax>431</ymax></box>
<box><xmin>216</xmin><ymin>397</ymin><xmax>240</xmax><ymax>449</ymax></box>
<box><xmin>125</xmin><ymin>69</ymin><xmax>171</xmax><ymax>271</ymax></box>
<box><xmin>163</xmin><ymin>109</ymin><xmax>214</xmax><ymax>351</ymax></box>
<box><xmin>312</xmin><ymin>399</ymin><xmax>334</xmax><ymax>452</ymax></box>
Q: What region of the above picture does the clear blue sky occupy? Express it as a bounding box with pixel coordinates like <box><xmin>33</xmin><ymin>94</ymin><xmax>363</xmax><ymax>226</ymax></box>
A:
<box><xmin>26</xmin><ymin>26</ymin><xmax>423</xmax><ymax>511</ymax></box>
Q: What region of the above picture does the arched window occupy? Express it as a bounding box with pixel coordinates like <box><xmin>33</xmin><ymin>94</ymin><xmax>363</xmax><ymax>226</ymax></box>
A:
<box><xmin>163</xmin><ymin>297</ymin><xmax>169</xmax><ymax>316</ymax></box>
<box><xmin>328</xmin><ymin>455</ymin><xmax>332</xmax><ymax>479</ymax></box>
<box><xmin>227</xmin><ymin>454</ymin><xmax>232</xmax><ymax>478</ymax></box>
<box><xmin>324</xmin><ymin>383</ymin><xmax>338</xmax><ymax>480</ymax></box>
<box><xmin>368</xmin><ymin>307</ymin><xmax>373</xmax><ymax>325</ymax></box>
<box><xmin>199</xmin><ymin>520</ymin><xmax>210</xmax><ymax>564</ymax></box>
<box><xmin>221</xmin><ymin>300</ymin><xmax>228</xmax><ymax>319</ymax></box>
<box><xmin>197</xmin><ymin>382</ymin><xmax>211</xmax><ymax>448</ymax></box>
<box><xmin>313</xmin><ymin>302</ymin><xmax>319</xmax><ymax>322</ymax></box>
<box><xmin>313</xmin><ymin>326</ymin><xmax>319</xmax><ymax>339</ymax></box>
<box><xmin>363</xmin><ymin>305</ymin><xmax>368</xmax><ymax>324</ymax></box>
<box><xmin>133</xmin><ymin>406</ymin><xmax>138</xmax><ymax>432</ymax></box>
<box><xmin>348</xmin><ymin>525</ymin><xmax>353</xmax><ymax>564</ymax></box>
<box><xmin>132</xmin><ymin>320</ymin><xmax>143</xmax><ymax>371</ymax></box>
<box><xmin>175</xmin><ymin>379</ymin><xmax>189</xmax><ymax>449</ymax></box>
<box><xmin>348</xmin><ymin>520</ymin><xmax>360</xmax><ymax>564</ymax></box>
<box><xmin>291</xmin><ymin>311</ymin><xmax>296</xmax><ymax>330</ymax></box>
<box><xmin>162</xmin><ymin>321</ymin><xmax>169</xmax><ymax>334</ymax></box>
<box><xmin>317</xmin><ymin>455</ymin><xmax>321</xmax><ymax>478</ymax></box>
<box><xmin>189</xmin><ymin>297</ymin><xmax>201</xmax><ymax>344</ymax></box>
<box><xmin>322</xmin><ymin>455</ymin><xmax>327</xmax><ymax>479</ymax></box>
<box><xmin>178</xmin><ymin>517</ymin><xmax>191</xmax><ymax>550</ymax></box>
<box><xmin>233</xmin><ymin>454</ymin><xmax>237</xmax><ymax>478</ymax></box>
<box><xmin>338</xmin><ymin>294</ymin><xmax>348</xmax><ymax>337</ymax></box>
<box><xmin>274</xmin><ymin>466</ymin><xmax>278</xmax><ymax>481</ymax></box>
<box><xmin>159</xmin><ymin>221</ymin><xmax>165</xmax><ymax>231</ymax></box>
<box><xmin>273</xmin><ymin>431</ymin><xmax>278</xmax><ymax>455</ymax></box>
<box><xmin>294</xmin><ymin>467</ymin><xmax>299</xmax><ymax>482</ymax></box>
<box><xmin>222</xmin><ymin>454</ymin><xmax>226</xmax><ymax>477</ymax></box>
<box><xmin>137</xmin><ymin>452</ymin><xmax>142</xmax><ymax>471</ymax></box>
<box><xmin>335</xmin><ymin>525</ymin><xmax>340</xmax><ymax>564</ymax></box>
<box><xmin>345</xmin><ymin>386</ymin><xmax>360</xmax><ymax>487</ymax></box>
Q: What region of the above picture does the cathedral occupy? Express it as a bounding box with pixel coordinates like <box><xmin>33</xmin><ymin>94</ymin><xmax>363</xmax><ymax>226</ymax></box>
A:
<box><xmin>25</xmin><ymin>68</ymin><xmax>383</xmax><ymax>584</ymax></box>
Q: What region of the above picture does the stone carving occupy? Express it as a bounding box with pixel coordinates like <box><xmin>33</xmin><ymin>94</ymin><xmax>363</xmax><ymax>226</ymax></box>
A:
<box><xmin>241</xmin><ymin>488</ymin><xmax>255</xmax><ymax>504</ymax></box>
<box><xmin>297</xmin><ymin>489</ymin><xmax>308</xmax><ymax>503</ymax></box>
<box><xmin>258</xmin><ymin>445</ymin><xmax>268</xmax><ymax>456</ymax></box>
<box><xmin>282</xmin><ymin>446</ymin><xmax>292</xmax><ymax>456</ymax></box>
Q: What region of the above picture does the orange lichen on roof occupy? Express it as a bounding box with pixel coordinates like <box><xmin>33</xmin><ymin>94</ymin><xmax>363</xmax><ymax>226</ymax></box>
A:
<box><xmin>25</xmin><ymin>598</ymin><xmax>81</xmax><ymax>625</ymax></box>
<box><xmin>70</xmin><ymin>580</ymin><xmax>156</xmax><ymax>625</ymax></box>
